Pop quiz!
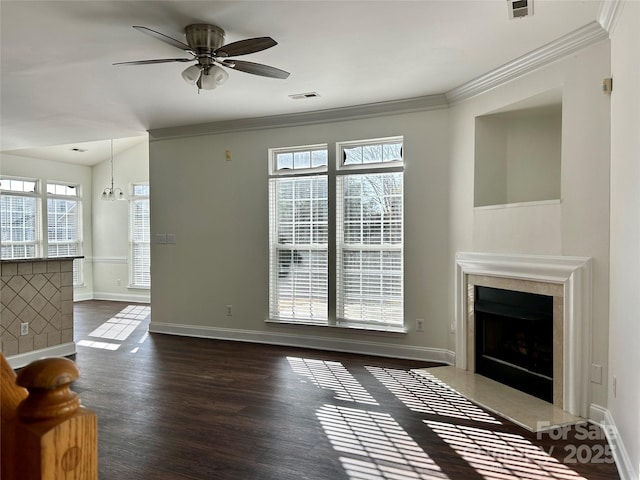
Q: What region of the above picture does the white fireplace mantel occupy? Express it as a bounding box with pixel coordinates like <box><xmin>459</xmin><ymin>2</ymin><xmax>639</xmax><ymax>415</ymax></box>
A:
<box><xmin>454</xmin><ymin>252</ymin><xmax>592</xmax><ymax>417</ymax></box>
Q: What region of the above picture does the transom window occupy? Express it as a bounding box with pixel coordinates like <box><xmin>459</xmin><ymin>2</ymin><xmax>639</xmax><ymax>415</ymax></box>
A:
<box><xmin>268</xmin><ymin>137</ymin><xmax>404</xmax><ymax>330</ymax></box>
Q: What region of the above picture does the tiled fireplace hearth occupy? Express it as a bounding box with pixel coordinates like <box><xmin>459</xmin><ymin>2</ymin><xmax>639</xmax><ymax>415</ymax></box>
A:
<box><xmin>454</xmin><ymin>252</ymin><xmax>592</xmax><ymax>418</ymax></box>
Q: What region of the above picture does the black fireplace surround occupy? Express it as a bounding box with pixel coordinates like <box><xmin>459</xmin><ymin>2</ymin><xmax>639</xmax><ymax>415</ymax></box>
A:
<box><xmin>474</xmin><ymin>286</ymin><xmax>553</xmax><ymax>403</ymax></box>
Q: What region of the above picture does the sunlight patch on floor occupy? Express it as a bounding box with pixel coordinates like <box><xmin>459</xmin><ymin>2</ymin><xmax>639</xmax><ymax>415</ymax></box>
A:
<box><xmin>426</xmin><ymin>420</ymin><xmax>587</xmax><ymax>480</ymax></box>
<box><xmin>88</xmin><ymin>305</ymin><xmax>150</xmax><ymax>341</ymax></box>
<box><xmin>318</xmin><ymin>404</ymin><xmax>449</xmax><ymax>480</ymax></box>
<box><xmin>367</xmin><ymin>366</ymin><xmax>501</xmax><ymax>425</ymax></box>
<box><xmin>287</xmin><ymin>357</ymin><xmax>378</xmax><ymax>405</ymax></box>
<box><xmin>76</xmin><ymin>339</ymin><xmax>120</xmax><ymax>350</ymax></box>
<box><xmin>89</xmin><ymin>318</ymin><xmax>140</xmax><ymax>341</ymax></box>
<box><xmin>116</xmin><ymin>304</ymin><xmax>151</xmax><ymax>320</ymax></box>
<box><xmin>79</xmin><ymin>305</ymin><xmax>150</xmax><ymax>352</ymax></box>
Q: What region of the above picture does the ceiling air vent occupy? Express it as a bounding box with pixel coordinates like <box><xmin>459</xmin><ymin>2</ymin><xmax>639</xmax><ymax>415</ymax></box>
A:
<box><xmin>288</xmin><ymin>92</ymin><xmax>320</xmax><ymax>100</ymax></box>
<box><xmin>508</xmin><ymin>0</ymin><xmax>533</xmax><ymax>19</ymax></box>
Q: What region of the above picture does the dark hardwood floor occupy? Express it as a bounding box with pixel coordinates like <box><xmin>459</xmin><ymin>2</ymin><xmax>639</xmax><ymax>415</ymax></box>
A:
<box><xmin>68</xmin><ymin>300</ymin><xmax>619</xmax><ymax>480</ymax></box>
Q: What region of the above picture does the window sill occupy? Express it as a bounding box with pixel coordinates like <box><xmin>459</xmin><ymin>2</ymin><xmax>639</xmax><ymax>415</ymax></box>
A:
<box><xmin>473</xmin><ymin>199</ymin><xmax>561</xmax><ymax>210</ymax></box>
<box><xmin>128</xmin><ymin>285</ymin><xmax>150</xmax><ymax>290</ymax></box>
<box><xmin>265</xmin><ymin>318</ymin><xmax>407</xmax><ymax>334</ymax></box>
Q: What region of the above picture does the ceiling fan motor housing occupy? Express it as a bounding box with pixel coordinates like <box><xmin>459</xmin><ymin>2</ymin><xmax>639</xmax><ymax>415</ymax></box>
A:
<box><xmin>185</xmin><ymin>24</ymin><xmax>225</xmax><ymax>53</ymax></box>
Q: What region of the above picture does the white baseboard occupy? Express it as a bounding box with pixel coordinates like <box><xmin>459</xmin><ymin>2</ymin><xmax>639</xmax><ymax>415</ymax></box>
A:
<box><xmin>603</xmin><ymin>409</ymin><xmax>637</xmax><ymax>480</ymax></box>
<box><xmin>148</xmin><ymin>321</ymin><xmax>452</xmax><ymax>364</ymax></box>
<box><xmin>588</xmin><ymin>403</ymin><xmax>607</xmax><ymax>424</ymax></box>
<box><xmin>6</xmin><ymin>342</ymin><xmax>76</xmax><ymax>369</ymax></box>
<box><xmin>73</xmin><ymin>291</ymin><xmax>94</xmax><ymax>302</ymax></box>
<box><xmin>91</xmin><ymin>292</ymin><xmax>150</xmax><ymax>303</ymax></box>
<box><xmin>444</xmin><ymin>349</ymin><xmax>456</xmax><ymax>365</ymax></box>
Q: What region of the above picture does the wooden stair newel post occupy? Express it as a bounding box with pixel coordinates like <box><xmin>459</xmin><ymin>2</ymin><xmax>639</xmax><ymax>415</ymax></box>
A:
<box><xmin>14</xmin><ymin>357</ymin><xmax>98</xmax><ymax>480</ymax></box>
<box><xmin>1</xmin><ymin>352</ymin><xmax>28</xmax><ymax>480</ymax></box>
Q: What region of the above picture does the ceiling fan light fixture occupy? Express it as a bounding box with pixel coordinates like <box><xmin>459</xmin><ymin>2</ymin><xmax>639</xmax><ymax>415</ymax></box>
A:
<box><xmin>200</xmin><ymin>66</ymin><xmax>228</xmax><ymax>90</ymax></box>
<box><xmin>199</xmin><ymin>72</ymin><xmax>217</xmax><ymax>90</ymax></box>
<box><xmin>181</xmin><ymin>64</ymin><xmax>201</xmax><ymax>85</ymax></box>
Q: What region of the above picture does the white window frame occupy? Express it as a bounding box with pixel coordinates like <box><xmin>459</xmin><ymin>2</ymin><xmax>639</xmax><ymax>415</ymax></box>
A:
<box><xmin>129</xmin><ymin>183</ymin><xmax>150</xmax><ymax>289</ymax></box>
<box><xmin>0</xmin><ymin>177</ymin><xmax>41</xmax><ymax>259</ymax></box>
<box><xmin>46</xmin><ymin>181</ymin><xmax>83</xmax><ymax>285</ymax></box>
<box><xmin>336</xmin><ymin>137</ymin><xmax>404</xmax><ymax>329</ymax></box>
<box><xmin>267</xmin><ymin>136</ymin><xmax>405</xmax><ymax>332</ymax></box>
<box><xmin>269</xmin><ymin>145</ymin><xmax>329</xmax><ymax>324</ymax></box>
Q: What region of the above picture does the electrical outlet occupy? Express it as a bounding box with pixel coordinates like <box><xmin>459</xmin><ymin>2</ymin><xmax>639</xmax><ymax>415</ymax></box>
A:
<box><xmin>590</xmin><ymin>364</ymin><xmax>603</xmax><ymax>384</ymax></box>
<box><xmin>226</xmin><ymin>305</ymin><xmax>233</xmax><ymax>316</ymax></box>
<box><xmin>116</xmin><ymin>278</ymin><xmax>121</xmax><ymax>286</ymax></box>
<box><xmin>20</xmin><ymin>322</ymin><xmax>29</xmax><ymax>336</ymax></box>
<box><xmin>416</xmin><ymin>319</ymin><xmax>424</xmax><ymax>332</ymax></box>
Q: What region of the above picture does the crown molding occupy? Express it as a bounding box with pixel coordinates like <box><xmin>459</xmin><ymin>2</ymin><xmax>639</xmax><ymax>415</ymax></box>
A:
<box><xmin>150</xmin><ymin>15</ymin><xmax>613</xmax><ymax>140</ymax></box>
<box><xmin>598</xmin><ymin>0</ymin><xmax>623</xmax><ymax>34</ymax></box>
<box><xmin>149</xmin><ymin>94</ymin><xmax>448</xmax><ymax>141</ymax></box>
<box><xmin>445</xmin><ymin>21</ymin><xmax>609</xmax><ymax>105</ymax></box>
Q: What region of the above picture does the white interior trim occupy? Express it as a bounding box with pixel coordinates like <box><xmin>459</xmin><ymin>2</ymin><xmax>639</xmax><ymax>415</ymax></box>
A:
<box><xmin>149</xmin><ymin>95</ymin><xmax>448</xmax><ymax>140</ymax></box>
<box><xmin>446</xmin><ymin>21</ymin><xmax>608</xmax><ymax>104</ymax></box>
<box><xmin>598</xmin><ymin>0</ymin><xmax>623</xmax><ymax>34</ymax></box>
<box><xmin>91</xmin><ymin>292</ymin><xmax>150</xmax><ymax>303</ymax></box>
<box><xmin>603</xmin><ymin>409</ymin><xmax>636</xmax><ymax>480</ymax></box>
<box><xmin>589</xmin><ymin>403</ymin><xmax>607</xmax><ymax>425</ymax></box>
<box><xmin>454</xmin><ymin>252</ymin><xmax>592</xmax><ymax>417</ymax></box>
<box><xmin>149</xmin><ymin>321</ymin><xmax>453</xmax><ymax>364</ymax></box>
<box><xmin>86</xmin><ymin>256</ymin><xmax>128</xmax><ymax>264</ymax></box>
<box><xmin>6</xmin><ymin>342</ymin><xmax>76</xmax><ymax>369</ymax></box>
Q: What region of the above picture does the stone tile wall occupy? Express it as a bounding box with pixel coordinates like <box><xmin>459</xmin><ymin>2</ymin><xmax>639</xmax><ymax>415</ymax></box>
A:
<box><xmin>0</xmin><ymin>260</ymin><xmax>74</xmax><ymax>356</ymax></box>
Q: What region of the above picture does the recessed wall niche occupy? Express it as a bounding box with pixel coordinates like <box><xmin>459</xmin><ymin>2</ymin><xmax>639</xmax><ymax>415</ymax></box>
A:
<box><xmin>474</xmin><ymin>89</ymin><xmax>562</xmax><ymax>208</ymax></box>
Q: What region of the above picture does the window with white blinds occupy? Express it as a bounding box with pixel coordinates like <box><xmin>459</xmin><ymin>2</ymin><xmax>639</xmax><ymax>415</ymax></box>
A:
<box><xmin>129</xmin><ymin>184</ymin><xmax>150</xmax><ymax>288</ymax></box>
<box><xmin>268</xmin><ymin>137</ymin><xmax>404</xmax><ymax>330</ymax></box>
<box><xmin>0</xmin><ymin>178</ymin><xmax>40</xmax><ymax>259</ymax></box>
<box><xmin>46</xmin><ymin>182</ymin><xmax>82</xmax><ymax>285</ymax></box>
<box><xmin>337</xmin><ymin>139</ymin><xmax>403</xmax><ymax>328</ymax></box>
<box><xmin>269</xmin><ymin>146</ymin><xmax>328</xmax><ymax>323</ymax></box>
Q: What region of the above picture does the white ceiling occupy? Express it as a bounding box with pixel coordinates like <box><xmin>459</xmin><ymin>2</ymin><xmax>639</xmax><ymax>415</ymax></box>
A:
<box><xmin>1</xmin><ymin>0</ymin><xmax>603</xmax><ymax>165</ymax></box>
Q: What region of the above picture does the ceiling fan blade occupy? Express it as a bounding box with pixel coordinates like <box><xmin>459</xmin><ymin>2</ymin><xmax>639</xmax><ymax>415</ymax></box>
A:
<box><xmin>113</xmin><ymin>58</ymin><xmax>193</xmax><ymax>66</ymax></box>
<box><xmin>215</xmin><ymin>37</ymin><xmax>277</xmax><ymax>57</ymax></box>
<box><xmin>133</xmin><ymin>26</ymin><xmax>192</xmax><ymax>52</ymax></box>
<box><xmin>222</xmin><ymin>60</ymin><xmax>290</xmax><ymax>79</ymax></box>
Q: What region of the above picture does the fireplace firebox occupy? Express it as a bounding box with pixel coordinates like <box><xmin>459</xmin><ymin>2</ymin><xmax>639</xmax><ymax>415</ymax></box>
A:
<box><xmin>474</xmin><ymin>286</ymin><xmax>553</xmax><ymax>403</ymax></box>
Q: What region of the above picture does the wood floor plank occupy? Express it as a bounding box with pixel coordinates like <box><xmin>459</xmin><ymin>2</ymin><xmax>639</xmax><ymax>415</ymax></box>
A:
<box><xmin>60</xmin><ymin>300</ymin><xmax>620</xmax><ymax>480</ymax></box>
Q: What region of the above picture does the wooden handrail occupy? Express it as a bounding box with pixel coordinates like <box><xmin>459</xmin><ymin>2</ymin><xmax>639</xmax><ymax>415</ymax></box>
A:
<box><xmin>0</xmin><ymin>353</ymin><xmax>97</xmax><ymax>479</ymax></box>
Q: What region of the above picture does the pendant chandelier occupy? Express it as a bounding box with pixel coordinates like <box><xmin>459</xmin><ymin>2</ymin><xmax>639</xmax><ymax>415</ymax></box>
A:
<box><xmin>101</xmin><ymin>139</ymin><xmax>125</xmax><ymax>201</ymax></box>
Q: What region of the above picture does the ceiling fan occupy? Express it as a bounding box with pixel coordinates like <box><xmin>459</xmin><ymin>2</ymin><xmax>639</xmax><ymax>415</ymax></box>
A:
<box><xmin>114</xmin><ymin>24</ymin><xmax>290</xmax><ymax>90</ymax></box>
